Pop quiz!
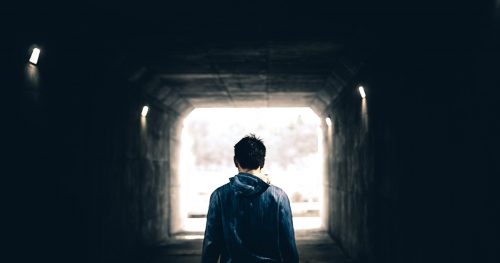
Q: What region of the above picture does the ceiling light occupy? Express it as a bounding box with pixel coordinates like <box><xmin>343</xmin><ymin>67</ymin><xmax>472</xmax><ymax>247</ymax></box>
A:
<box><xmin>29</xmin><ymin>48</ymin><xmax>41</xmax><ymax>65</ymax></box>
<box><xmin>325</xmin><ymin>117</ymin><xmax>332</xmax><ymax>127</ymax></box>
<box><xmin>358</xmin><ymin>86</ymin><xmax>366</xmax><ymax>99</ymax></box>
<box><xmin>141</xmin><ymin>106</ymin><xmax>149</xmax><ymax>117</ymax></box>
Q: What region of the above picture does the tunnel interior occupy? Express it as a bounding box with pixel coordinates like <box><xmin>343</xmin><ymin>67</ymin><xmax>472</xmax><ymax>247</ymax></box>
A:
<box><xmin>124</xmin><ymin>38</ymin><xmax>363</xmax><ymax>239</ymax></box>
<box><xmin>6</xmin><ymin>1</ymin><xmax>500</xmax><ymax>263</ymax></box>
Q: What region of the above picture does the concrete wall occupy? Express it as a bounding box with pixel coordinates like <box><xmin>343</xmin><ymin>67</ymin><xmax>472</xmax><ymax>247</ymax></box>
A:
<box><xmin>325</xmin><ymin>83</ymin><xmax>375</xmax><ymax>262</ymax></box>
<box><xmin>82</xmin><ymin>81</ymin><xmax>185</xmax><ymax>261</ymax></box>
<box><xmin>324</xmin><ymin>13</ymin><xmax>500</xmax><ymax>262</ymax></box>
<box><xmin>4</xmin><ymin>30</ymin><xmax>179</xmax><ymax>262</ymax></box>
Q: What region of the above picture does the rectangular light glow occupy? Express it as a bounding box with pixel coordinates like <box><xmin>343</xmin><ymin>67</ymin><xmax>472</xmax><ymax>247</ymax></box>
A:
<box><xmin>141</xmin><ymin>106</ymin><xmax>149</xmax><ymax>117</ymax></box>
<box><xmin>358</xmin><ymin>86</ymin><xmax>366</xmax><ymax>98</ymax></box>
<box><xmin>29</xmin><ymin>48</ymin><xmax>40</xmax><ymax>64</ymax></box>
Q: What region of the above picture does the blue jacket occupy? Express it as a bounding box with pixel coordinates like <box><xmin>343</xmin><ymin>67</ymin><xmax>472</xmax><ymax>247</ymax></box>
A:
<box><xmin>202</xmin><ymin>173</ymin><xmax>299</xmax><ymax>263</ymax></box>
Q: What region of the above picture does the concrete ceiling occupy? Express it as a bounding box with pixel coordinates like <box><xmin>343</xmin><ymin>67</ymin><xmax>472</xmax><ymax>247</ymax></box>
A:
<box><xmin>132</xmin><ymin>40</ymin><xmax>361</xmax><ymax>114</ymax></box>
<box><xmin>16</xmin><ymin>1</ymin><xmax>460</xmax><ymax>116</ymax></box>
<box><xmin>63</xmin><ymin>2</ymin><xmax>371</xmax><ymax>114</ymax></box>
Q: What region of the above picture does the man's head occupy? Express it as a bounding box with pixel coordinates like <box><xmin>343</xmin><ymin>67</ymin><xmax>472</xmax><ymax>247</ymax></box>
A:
<box><xmin>234</xmin><ymin>134</ymin><xmax>266</xmax><ymax>170</ymax></box>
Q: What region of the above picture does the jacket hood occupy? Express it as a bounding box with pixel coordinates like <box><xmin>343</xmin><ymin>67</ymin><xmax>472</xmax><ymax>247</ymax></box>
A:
<box><xmin>229</xmin><ymin>173</ymin><xmax>270</xmax><ymax>197</ymax></box>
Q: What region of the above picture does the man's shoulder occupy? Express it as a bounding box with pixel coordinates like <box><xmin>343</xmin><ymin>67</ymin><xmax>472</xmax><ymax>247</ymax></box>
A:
<box><xmin>268</xmin><ymin>184</ymin><xmax>285</xmax><ymax>194</ymax></box>
<box><xmin>265</xmin><ymin>184</ymin><xmax>289</xmax><ymax>200</ymax></box>
<box><xmin>210</xmin><ymin>182</ymin><xmax>289</xmax><ymax>201</ymax></box>
<box><xmin>267</xmin><ymin>184</ymin><xmax>285</xmax><ymax>194</ymax></box>
<box><xmin>211</xmin><ymin>182</ymin><xmax>232</xmax><ymax>195</ymax></box>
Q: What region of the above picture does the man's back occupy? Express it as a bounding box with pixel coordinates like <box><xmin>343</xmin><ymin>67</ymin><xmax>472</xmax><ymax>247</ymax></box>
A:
<box><xmin>202</xmin><ymin>172</ymin><xmax>299</xmax><ymax>263</ymax></box>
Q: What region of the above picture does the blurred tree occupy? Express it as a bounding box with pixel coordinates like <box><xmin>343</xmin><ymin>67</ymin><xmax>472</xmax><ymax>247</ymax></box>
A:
<box><xmin>187</xmin><ymin>112</ymin><xmax>318</xmax><ymax>170</ymax></box>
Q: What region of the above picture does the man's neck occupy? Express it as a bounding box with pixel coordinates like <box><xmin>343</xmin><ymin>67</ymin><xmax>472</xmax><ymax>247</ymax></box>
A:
<box><xmin>238</xmin><ymin>168</ymin><xmax>261</xmax><ymax>176</ymax></box>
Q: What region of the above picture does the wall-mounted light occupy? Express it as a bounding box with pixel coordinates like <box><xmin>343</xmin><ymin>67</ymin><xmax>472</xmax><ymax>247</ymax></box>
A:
<box><xmin>325</xmin><ymin>117</ymin><xmax>332</xmax><ymax>127</ymax></box>
<box><xmin>358</xmin><ymin>86</ymin><xmax>366</xmax><ymax>99</ymax></box>
<box><xmin>29</xmin><ymin>48</ymin><xmax>41</xmax><ymax>65</ymax></box>
<box><xmin>141</xmin><ymin>105</ymin><xmax>149</xmax><ymax>117</ymax></box>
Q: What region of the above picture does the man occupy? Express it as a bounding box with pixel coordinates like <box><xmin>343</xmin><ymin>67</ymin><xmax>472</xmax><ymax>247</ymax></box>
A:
<box><xmin>202</xmin><ymin>134</ymin><xmax>299</xmax><ymax>263</ymax></box>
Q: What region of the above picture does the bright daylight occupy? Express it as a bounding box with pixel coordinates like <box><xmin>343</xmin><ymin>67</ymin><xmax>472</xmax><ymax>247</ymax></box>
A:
<box><xmin>178</xmin><ymin>107</ymin><xmax>324</xmax><ymax>232</ymax></box>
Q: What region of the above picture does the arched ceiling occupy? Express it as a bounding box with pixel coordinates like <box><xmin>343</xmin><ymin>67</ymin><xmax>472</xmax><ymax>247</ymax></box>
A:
<box><xmin>68</xmin><ymin>2</ymin><xmax>371</xmax><ymax>115</ymax></box>
<box><xmin>14</xmin><ymin>1</ymin><xmax>469</xmax><ymax>117</ymax></box>
<box><xmin>131</xmin><ymin>40</ymin><xmax>362</xmax><ymax>115</ymax></box>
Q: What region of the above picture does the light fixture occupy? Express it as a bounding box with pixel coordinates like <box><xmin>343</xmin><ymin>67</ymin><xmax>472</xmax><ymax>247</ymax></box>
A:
<box><xmin>358</xmin><ymin>86</ymin><xmax>366</xmax><ymax>99</ymax></box>
<box><xmin>325</xmin><ymin>117</ymin><xmax>332</xmax><ymax>127</ymax></box>
<box><xmin>141</xmin><ymin>105</ymin><xmax>149</xmax><ymax>117</ymax></box>
<box><xmin>29</xmin><ymin>48</ymin><xmax>41</xmax><ymax>65</ymax></box>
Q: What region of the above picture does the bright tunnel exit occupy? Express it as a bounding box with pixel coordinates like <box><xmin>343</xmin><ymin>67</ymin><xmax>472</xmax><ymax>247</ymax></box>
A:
<box><xmin>177</xmin><ymin>107</ymin><xmax>325</xmax><ymax>233</ymax></box>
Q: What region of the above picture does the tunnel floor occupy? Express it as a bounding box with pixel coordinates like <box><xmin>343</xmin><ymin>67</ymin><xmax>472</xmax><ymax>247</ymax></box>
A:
<box><xmin>144</xmin><ymin>230</ymin><xmax>352</xmax><ymax>263</ymax></box>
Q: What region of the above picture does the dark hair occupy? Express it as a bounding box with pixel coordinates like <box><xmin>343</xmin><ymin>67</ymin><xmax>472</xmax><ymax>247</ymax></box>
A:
<box><xmin>234</xmin><ymin>134</ymin><xmax>266</xmax><ymax>170</ymax></box>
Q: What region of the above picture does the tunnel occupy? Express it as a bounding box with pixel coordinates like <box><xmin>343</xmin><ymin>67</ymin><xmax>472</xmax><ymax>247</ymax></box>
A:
<box><xmin>5</xmin><ymin>1</ymin><xmax>499</xmax><ymax>263</ymax></box>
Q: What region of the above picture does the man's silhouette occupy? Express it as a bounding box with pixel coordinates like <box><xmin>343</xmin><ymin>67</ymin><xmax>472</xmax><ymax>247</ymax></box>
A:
<box><xmin>202</xmin><ymin>134</ymin><xmax>299</xmax><ymax>262</ymax></box>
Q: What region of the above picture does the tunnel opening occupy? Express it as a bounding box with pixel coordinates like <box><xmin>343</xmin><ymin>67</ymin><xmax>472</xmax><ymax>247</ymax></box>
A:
<box><xmin>170</xmin><ymin>107</ymin><xmax>327</xmax><ymax>237</ymax></box>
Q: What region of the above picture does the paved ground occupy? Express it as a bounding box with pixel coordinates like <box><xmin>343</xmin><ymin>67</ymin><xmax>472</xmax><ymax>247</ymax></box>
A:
<box><xmin>146</xmin><ymin>230</ymin><xmax>353</xmax><ymax>263</ymax></box>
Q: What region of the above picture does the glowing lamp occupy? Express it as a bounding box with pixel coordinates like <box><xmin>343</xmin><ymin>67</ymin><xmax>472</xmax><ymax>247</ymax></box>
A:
<box><xmin>325</xmin><ymin>117</ymin><xmax>332</xmax><ymax>127</ymax></box>
<box><xmin>358</xmin><ymin>86</ymin><xmax>366</xmax><ymax>99</ymax></box>
<box><xmin>141</xmin><ymin>106</ymin><xmax>149</xmax><ymax>117</ymax></box>
<box><xmin>29</xmin><ymin>48</ymin><xmax>41</xmax><ymax>65</ymax></box>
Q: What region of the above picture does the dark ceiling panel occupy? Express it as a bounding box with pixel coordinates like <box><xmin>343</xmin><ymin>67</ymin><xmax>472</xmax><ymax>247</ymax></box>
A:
<box><xmin>135</xmin><ymin>40</ymin><xmax>359</xmax><ymax>112</ymax></box>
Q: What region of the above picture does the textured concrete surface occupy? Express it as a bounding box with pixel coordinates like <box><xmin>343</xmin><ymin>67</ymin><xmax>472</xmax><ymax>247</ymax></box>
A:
<box><xmin>325</xmin><ymin>81</ymin><xmax>374</xmax><ymax>262</ymax></box>
<box><xmin>145</xmin><ymin>231</ymin><xmax>352</xmax><ymax>263</ymax></box>
<box><xmin>142</xmin><ymin>42</ymin><xmax>361</xmax><ymax>115</ymax></box>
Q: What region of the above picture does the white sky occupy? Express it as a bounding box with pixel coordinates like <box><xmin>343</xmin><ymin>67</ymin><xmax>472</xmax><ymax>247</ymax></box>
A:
<box><xmin>184</xmin><ymin>107</ymin><xmax>320</xmax><ymax>126</ymax></box>
<box><xmin>179</xmin><ymin>107</ymin><xmax>323</xmax><ymax>231</ymax></box>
